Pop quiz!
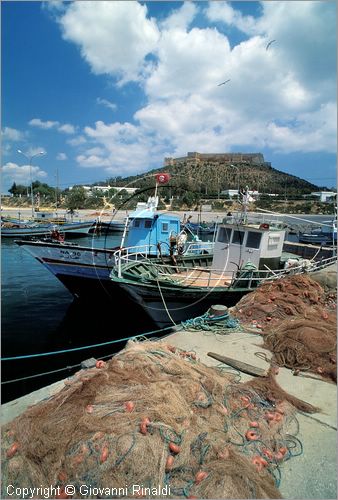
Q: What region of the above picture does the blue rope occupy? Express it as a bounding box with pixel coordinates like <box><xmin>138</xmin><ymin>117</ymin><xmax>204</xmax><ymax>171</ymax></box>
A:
<box><xmin>1</xmin><ymin>325</ymin><xmax>176</xmax><ymax>361</ymax></box>
<box><xmin>181</xmin><ymin>311</ymin><xmax>240</xmax><ymax>331</ymax></box>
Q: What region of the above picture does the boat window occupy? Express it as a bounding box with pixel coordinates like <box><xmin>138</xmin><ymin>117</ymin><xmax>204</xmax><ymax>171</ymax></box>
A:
<box><xmin>232</xmin><ymin>230</ymin><xmax>245</xmax><ymax>245</ymax></box>
<box><xmin>144</xmin><ymin>219</ymin><xmax>152</xmax><ymax>228</ymax></box>
<box><xmin>133</xmin><ymin>219</ymin><xmax>141</xmax><ymax>227</ymax></box>
<box><xmin>246</xmin><ymin>231</ymin><xmax>262</xmax><ymax>249</ymax></box>
<box><xmin>217</xmin><ymin>227</ymin><xmax>232</xmax><ymax>243</ymax></box>
<box><xmin>162</xmin><ymin>222</ymin><xmax>169</xmax><ymax>232</ymax></box>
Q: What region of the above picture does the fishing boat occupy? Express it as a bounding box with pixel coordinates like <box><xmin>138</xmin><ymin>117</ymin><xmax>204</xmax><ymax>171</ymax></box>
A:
<box><xmin>110</xmin><ymin>197</ymin><xmax>337</xmax><ymax>327</ymax></box>
<box><xmin>1</xmin><ymin>220</ymin><xmax>94</xmax><ymax>238</ymax></box>
<box><xmin>298</xmin><ymin>220</ymin><xmax>337</xmax><ymax>245</ymax></box>
<box><xmin>15</xmin><ymin>181</ymin><xmax>213</xmax><ymax>299</ymax></box>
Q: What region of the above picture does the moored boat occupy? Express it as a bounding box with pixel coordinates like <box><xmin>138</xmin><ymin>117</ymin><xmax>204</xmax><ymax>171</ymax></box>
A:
<box><xmin>1</xmin><ymin>220</ymin><xmax>94</xmax><ymax>238</ymax></box>
<box><xmin>298</xmin><ymin>220</ymin><xmax>337</xmax><ymax>245</ymax></box>
<box><xmin>110</xmin><ymin>209</ymin><xmax>337</xmax><ymax>327</ymax></box>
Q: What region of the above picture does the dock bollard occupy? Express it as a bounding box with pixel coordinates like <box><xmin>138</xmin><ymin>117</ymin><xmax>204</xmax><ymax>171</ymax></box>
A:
<box><xmin>209</xmin><ymin>305</ymin><xmax>228</xmax><ymax>317</ymax></box>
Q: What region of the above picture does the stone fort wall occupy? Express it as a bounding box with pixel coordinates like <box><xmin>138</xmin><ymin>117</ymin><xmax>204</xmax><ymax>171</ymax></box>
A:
<box><xmin>164</xmin><ymin>152</ymin><xmax>270</xmax><ymax>167</ymax></box>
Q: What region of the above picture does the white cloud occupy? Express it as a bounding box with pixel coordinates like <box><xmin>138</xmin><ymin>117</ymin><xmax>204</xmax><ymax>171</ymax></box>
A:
<box><xmin>2</xmin><ymin>162</ymin><xmax>47</xmax><ymax>184</ymax></box>
<box><xmin>1</xmin><ymin>127</ymin><xmax>26</xmax><ymax>142</ymax></box>
<box><xmin>59</xmin><ymin>2</ymin><xmax>160</xmax><ymax>83</ymax></box>
<box><xmin>58</xmin><ymin>123</ymin><xmax>75</xmax><ymax>134</ymax></box>
<box><xmin>205</xmin><ymin>2</ymin><xmax>258</xmax><ymax>35</ymax></box>
<box><xmin>96</xmin><ymin>97</ymin><xmax>117</xmax><ymax>112</ymax></box>
<box><xmin>76</xmin><ymin>154</ymin><xmax>111</xmax><ymax>168</ymax></box>
<box><xmin>28</xmin><ymin>118</ymin><xmax>76</xmax><ymax>134</ymax></box>
<box><xmin>145</xmin><ymin>27</ymin><xmax>231</xmax><ymax>99</ymax></box>
<box><xmin>56</xmin><ymin>152</ymin><xmax>67</xmax><ymax>160</ymax></box>
<box><xmin>54</xmin><ymin>1</ymin><xmax>335</xmax><ymax>176</ymax></box>
<box><xmin>160</xmin><ymin>2</ymin><xmax>198</xmax><ymax>31</ymax></box>
<box><xmin>29</xmin><ymin>118</ymin><xmax>59</xmax><ymax>129</ymax></box>
<box><xmin>67</xmin><ymin>135</ymin><xmax>87</xmax><ymax>146</ymax></box>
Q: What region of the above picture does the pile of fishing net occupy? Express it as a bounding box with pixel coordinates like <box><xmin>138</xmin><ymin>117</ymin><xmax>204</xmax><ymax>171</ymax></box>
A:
<box><xmin>1</xmin><ymin>341</ymin><xmax>318</xmax><ymax>499</ymax></box>
<box><xmin>231</xmin><ymin>275</ymin><xmax>337</xmax><ymax>382</ymax></box>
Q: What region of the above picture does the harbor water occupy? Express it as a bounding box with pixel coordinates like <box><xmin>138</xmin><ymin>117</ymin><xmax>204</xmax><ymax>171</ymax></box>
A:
<box><xmin>1</xmin><ymin>214</ymin><xmax>334</xmax><ymax>403</ymax></box>
<box><xmin>1</xmin><ymin>232</ymin><xmax>155</xmax><ymax>403</ymax></box>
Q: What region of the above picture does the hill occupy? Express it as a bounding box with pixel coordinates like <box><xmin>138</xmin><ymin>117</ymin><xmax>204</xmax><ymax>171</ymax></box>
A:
<box><xmin>108</xmin><ymin>156</ymin><xmax>320</xmax><ymax>198</ymax></box>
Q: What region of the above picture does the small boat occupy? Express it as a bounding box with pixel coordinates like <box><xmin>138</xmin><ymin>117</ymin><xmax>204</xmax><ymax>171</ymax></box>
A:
<box><xmin>1</xmin><ymin>220</ymin><xmax>94</xmax><ymax>238</ymax></box>
<box><xmin>110</xmin><ymin>198</ymin><xmax>337</xmax><ymax>327</ymax></box>
<box><xmin>181</xmin><ymin>221</ymin><xmax>218</xmax><ymax>236</ymax></box>
<box><xmin>93</xmin><ymin>220</ymin><xmax>127</xmax><ymax>233</ymax></box>
<box><xmin>298</xmin><ymin>220</ymin><xmax>337</xmax><ymax>245</ymax></box>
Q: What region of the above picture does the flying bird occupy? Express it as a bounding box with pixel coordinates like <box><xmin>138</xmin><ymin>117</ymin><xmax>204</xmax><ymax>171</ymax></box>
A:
<box><xmin>266</xmin><ymin>39</ymin><xmax>276</xmax><ymax>50</ymax></box>
<box><xmin>217</xmin><ymin>79</ymin><xmax>230</xmax><ymax>86</ymax></box>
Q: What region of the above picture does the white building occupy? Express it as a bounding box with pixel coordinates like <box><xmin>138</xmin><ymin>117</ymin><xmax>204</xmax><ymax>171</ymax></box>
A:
<box><xmin>221</xmin><ymin>189</ymin><xmax>260</xmax><ymax>199</ymax></box>
<box><xmin>68</xmin><ymin>185</ymin><xmax>138</xmax><ymax>196</ymax></box>
<box><xmin>310</xmin><ymin>191</ymin><xmax>336</xmax><ymax>203</ymax></box>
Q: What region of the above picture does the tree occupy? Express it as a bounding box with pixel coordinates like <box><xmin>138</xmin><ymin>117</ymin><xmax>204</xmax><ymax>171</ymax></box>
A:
<box><xmin>65</xmin><ymin>187</ymin><xmax>87</xmax><ymax>210</ymax></box>
<box><xmin>8</xmin><ymin>182</ymin><xmax>27</xmax><ymax>196</ymax></box>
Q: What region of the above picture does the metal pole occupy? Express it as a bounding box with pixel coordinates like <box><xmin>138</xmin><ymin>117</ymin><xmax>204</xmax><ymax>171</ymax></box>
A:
<box><xmin>29</xmin><ymin>157</ymin><xmax>34</xmax><ymax>218</ymax></box>
<box><xmin>17</xmin><ymin>150</ymin><xmax>45</xmax><ymax>219</ymax></box>
<box><xmin>56</xmin><ymin>168</ymin><xmax>59</xmax><ymax>217</ymax></box>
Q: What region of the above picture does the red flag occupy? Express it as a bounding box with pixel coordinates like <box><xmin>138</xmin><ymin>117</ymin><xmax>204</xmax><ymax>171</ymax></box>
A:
<box><xmin>155</xmin><ymin>173</ymin><xmax>171</xmax><ymax>184</ymax></box>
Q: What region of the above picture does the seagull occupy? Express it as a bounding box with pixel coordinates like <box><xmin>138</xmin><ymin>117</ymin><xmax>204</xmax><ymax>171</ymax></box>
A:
<box><xmin>217</xmin><ymin>79</ymin><xmax>230</xmax><ymax>86</ymax></box>
<box><xmin>266</xmin><ymin>39</ymin><xmax>276</xmax><ymax>50</ymax></box>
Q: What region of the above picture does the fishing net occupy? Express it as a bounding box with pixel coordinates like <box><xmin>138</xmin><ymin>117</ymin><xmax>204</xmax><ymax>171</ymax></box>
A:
<box><xmin>1</xmin><ymin>340</ymin><xmax>315</xmax><ymax>499</ymax></box>
<box><xmin>231</xmin><ymin>274</ymin><xmax>337</xmax><ymax>382</ymax></box>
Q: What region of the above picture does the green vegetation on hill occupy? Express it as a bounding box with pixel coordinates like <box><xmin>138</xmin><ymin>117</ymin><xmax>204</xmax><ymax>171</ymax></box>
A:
<box><xmin>107</xmin><ymin>159</ymin><xmax>321</xmax><ymax>198</ymax></box>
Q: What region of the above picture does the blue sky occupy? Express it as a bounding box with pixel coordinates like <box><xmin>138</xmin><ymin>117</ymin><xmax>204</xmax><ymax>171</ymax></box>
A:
<box><xmin>2</xmin><ymin>1</ymin><xmax>336</xmax><ymax>193</ymax></box>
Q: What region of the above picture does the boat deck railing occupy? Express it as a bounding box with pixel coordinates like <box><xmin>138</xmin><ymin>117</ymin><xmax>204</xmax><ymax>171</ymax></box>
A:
<box><xmin>114</xmin><ymin>241</ymin><xmax>215</xmax><ymax>277</ymax></box>
<box><xmin>114</xmin><ymin>250</ymin><xmax>336</xmax><ymax>288</ymax></box>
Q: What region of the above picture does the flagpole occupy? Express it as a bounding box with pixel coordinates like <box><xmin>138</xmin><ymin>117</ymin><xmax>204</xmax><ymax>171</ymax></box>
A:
<box><xmin>154</xmin><ymin>181</ymin><xmax>159</xmax><ymax>199</ymax></box>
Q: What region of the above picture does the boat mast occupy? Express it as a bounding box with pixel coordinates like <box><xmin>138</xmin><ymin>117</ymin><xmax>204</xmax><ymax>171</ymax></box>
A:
<box><xmin>55</xmin><ymin>168</ymin><xmax>59</xmax><ymax>218</ymax></box>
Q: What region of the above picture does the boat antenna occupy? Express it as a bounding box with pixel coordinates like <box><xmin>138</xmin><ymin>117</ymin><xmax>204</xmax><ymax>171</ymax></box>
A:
<box><xmin>55</xmin><ymin>168</ymin><xmax>59</xmax><ymax>218</ymax></box>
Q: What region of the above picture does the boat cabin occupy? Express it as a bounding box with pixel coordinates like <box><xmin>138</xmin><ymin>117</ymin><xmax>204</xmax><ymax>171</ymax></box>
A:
<box><xmin>211</xmin><ymin>219</ymin><xmax>286</xmax><ymax>277</ymax></box>
<box><xmin>124</xmin><ymin>196</ymin><xmax>181</xmax><ymax>255</ymax></box>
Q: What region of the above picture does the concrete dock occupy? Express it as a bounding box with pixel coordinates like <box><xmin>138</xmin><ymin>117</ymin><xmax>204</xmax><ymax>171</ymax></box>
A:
<box><xmin>2</xmin><ymin>327</ymin><xmax>336</xmax><ymax>499</ymax></box>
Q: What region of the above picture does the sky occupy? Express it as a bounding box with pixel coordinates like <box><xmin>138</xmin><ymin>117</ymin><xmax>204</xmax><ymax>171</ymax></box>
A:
<box><xmin>1</xmin><ymin>1</ymin><xmax>337</xmax><ymax>194</ymax></box>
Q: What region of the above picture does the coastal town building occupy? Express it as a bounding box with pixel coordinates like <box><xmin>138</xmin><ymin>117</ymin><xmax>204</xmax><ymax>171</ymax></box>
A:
<box><xmin>68</xmin><ymin>185</ymin><xmax>138</xmax><ymax>196</ymax></box>
<box><xmin>309</xmin><ymin>191</ymin><xmax>336</xmax><ymax>203</ymax></box>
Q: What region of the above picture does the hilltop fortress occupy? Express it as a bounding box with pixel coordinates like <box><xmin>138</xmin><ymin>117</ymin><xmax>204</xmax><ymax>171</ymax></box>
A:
<box><xmin>164</xmin><ymin>152</ymin><xmax>271</xmax><ymax>168</ymax></box>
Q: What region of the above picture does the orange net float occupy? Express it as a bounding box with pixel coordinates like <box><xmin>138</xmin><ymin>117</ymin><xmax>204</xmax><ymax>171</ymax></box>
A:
<box><xmin>139</xmin><ymin>417</ymin><xmax>150</xmax><ymax>435</ymax></box>
<box><xmin>252</xmin><ymin>456</ymin><xmax>268</xmax><ymax>472</ymax></box>
<box><xmin>249</xmin><ymin>421</ymin><xmax>259</xmax><ymax>428</ymax></box>
<box><xmin>55</xmin><ymin>487</ymin><xmax>70</xmax><ymax>499</ymax></box>
<box><xmin>262</xmin><ymin>448</ymin><xmax>274</xmax><ymax>460</ymax></box>
<box><xmin>273</xmin><ymin>412</ymin><xmax>283</xmax><ymax>422</ymax></box>
<box><xmin>165</xmin><ymin>455</ymin><xmax>174</xmax><ymax>471</ymax></box>
<box><xmin>245</xmin><ymin>430</ymin><xmax>258</xmax><ymax>441</ymax></box>
<box><xmin>124</xmin><ymin>401</ymin><xmax>135</xmax><ymax>413</ymax></box>
<box><xmin>169</xmin><ymin>442</ymin><xmax>180</xmax><ymax>454</ymax></box>
<box><xmin>240</xmin><ymin>396</ymin><xmax>251</xmax><ymax>407</ymax></box>
<box><xmin>6</xmin><ymin>442</ymin><xmax>19</xmax><ymax>459</ymax></box>
<box><xmin>195</xmin><ymin>471</ymin><xmax>208</xmax><ymax>485</ymax></box>
<box><xmin>100</xmin><ymin>444</ymin><xmax>109</xmax><ymax>463</ymax></box>
<box><xmin>57</xmin><ymin>470</ymin><xmax>67</xmax><ymax>482</ymax></box>
<box><xmin>95</xmin><ymin>360</ymin><xmax>106</xmax><ymax>369</ymax></box>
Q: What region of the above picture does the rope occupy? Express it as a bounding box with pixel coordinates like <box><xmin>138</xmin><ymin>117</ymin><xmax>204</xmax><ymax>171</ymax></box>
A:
<box><xmin>1</xmin><ymin>325</ymin><xmax>176</xmax><ymax>361</ymax></box>
<box><xmin>1</xmin><ymin>363</ymin><xmax>82</xmax><ymax>385</ymax></box>
<box><xmin>181</xmin><ymin>309</ymin><xmax>240</xmax><ymax>333</ymax></box>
